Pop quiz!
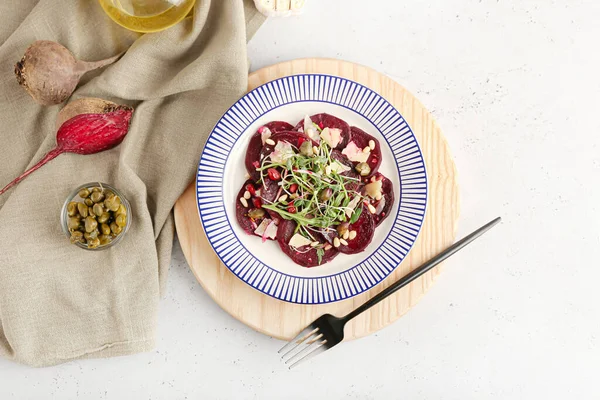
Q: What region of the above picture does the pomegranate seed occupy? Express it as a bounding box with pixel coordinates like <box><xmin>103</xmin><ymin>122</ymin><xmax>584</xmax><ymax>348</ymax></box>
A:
<box><xmin>381</xmin><ymin>212</ymin><xmax>385</xmax><ymax>217</ymax></box>
<box><xmin>297</xmin><ymin>136</ymin><xmax>307</xmax><ymax>147</ymax></box>
<box><xmin>252</xmin><ymin>160</ymin><xmax>260</xmax><ymax>169</ymax></box>
<box><xmin>246</xmin><ymin>184</ymin><xmax>256</xmax><ymax>196</ymax></box>
<box><xmin>257</xmin><ymin>126</ymin><xmax>265</xmax><ymax>133</ymax></box>
<box><xmin>318</xmin><ymin>122</ymin><xmax>324</xmax><ymax>129</ymax></box>
<box><xmin>287</xmin><ymin>205</ymin><xmax>297</xmax><ymax>213</ymax></box>
<box><xmin>289</xmin><ymin>183</ymin><xmax>298</xmax><ymax>193</ymax></box>
<box><xmin>267</xmin><ymin>168</ymin><xmax>281</xmax><ymax>180</ymax></box>
<box><xmin>252</xmin><ymin>197</ymin><xmax>262</xmax><ymax>208</ymax></box>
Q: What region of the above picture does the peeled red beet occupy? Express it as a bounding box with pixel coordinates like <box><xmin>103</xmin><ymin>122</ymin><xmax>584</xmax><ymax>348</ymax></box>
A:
<box><xmin>322</xmin><ymin>204</ymin><xmax>375</xmax><ymax>254</ymax></box>
<box><xmin>0</xmin><ymin>105</ymin><xmax>133</xmax><ymax>196</ymax></box>
<box><xmin>362</xmin><ymin>173</ymin><xmax>395</xmax><ymax>226</ymax></box>
<box><xmin>294</xmin><ymin>113</ymin><xmax>351</xmax><ymax>149</ymax></box>
<box><xmin>245</xmin><ymin>121</ymin><xmax>294</xmax><ymax>179</ymax></box>
<box><xmin>348</xmin><ymin>126</ymin><xmax>382</xmax><ymax>177</ymax></box>
<box><xmin>276</xmin><ymin>219</ymin><xmax>339</xmax><ymax>267</ymax></box>
<box><xmin>331</xmin><ymin>150</ymin><xmax>362</xmax><ymax>192</ymax></box>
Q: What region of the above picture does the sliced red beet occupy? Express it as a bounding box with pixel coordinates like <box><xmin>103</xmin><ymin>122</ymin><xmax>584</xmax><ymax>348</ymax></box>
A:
<box><xmin>294</xmin><ymin>113</ymin><xmax>351</xmax><ymax>149</ymax></box>
<box><xmin>264</xmin><ymin>121</ymin><xmax>294</xmax><ymax>132</ymax></box>
<box><xmin>331</xmin><ymin>150</ymin><xmax>362</xmax><ymax>192</ymax></box>
<box><xmin>236</xmin><ymin>180</ymin><xmax>265</xmax><ymax>235</ymax></box>
<box><xmin>322</xmin><ymin>205</ymin><xmax>375</xmax><ymax>254</ymax></box>
<box><xmin>348</xmin><ymin>126</ymin><xmax>382</xmax><ymax>177</ymax></box>
<box><xmin>259</xmin><ymin>178</ymin><xmax>283</xmax><ymax>223</ymax></box>
<box><xmin>276</xmin><ymin>220</ymin><xmax>339</xmax><ymax>267</ymax></box>
<box><xmin>245</xmin><ymin>121</ymin><xmax>295</xmax><ymax>180</ymax></box>
<box><xmin>258</xmin><ymin>130</ymin><xmax>313</xmax><ymax>161</ymax></box>
<box><xmin>365</xmin><ymin>173</ymin><xmax>395</xmax><ymax>227</ymax></box>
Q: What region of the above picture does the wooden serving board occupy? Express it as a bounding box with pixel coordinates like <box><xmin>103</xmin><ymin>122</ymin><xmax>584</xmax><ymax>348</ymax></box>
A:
<box><xmin>174</xmin><ymin>59</ymin><xmax>460</xmax><ymax>340</ymax></box>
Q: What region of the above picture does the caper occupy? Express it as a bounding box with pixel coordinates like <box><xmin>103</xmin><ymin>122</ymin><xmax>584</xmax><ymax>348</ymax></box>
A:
<box><xmin>78</xmin><ymin>188</ymin><xmax>90</xmax><ymax>198</ymax></box>
<box><xmin>67</xmin><ymin>202</ymin><xmax>78</xmax><ymax>217</ymax></box>
<box><xmin>76</xmin><ymin>202</ymin><xmax>88</xmax><ymax>218</ymax></box>
<box><xmin>355</xmin><ymin>162</ymin><xmax>371</xmax><ymax>177</ymax></box>
<box><xmin>115</xmin><ymin>213</ymin><xmax>127</xmax><ymax>227</ymax></box>
<box><xmin>84</xmin><ymin>229</ymin><xmax>99</xmax><ymax>240</ymax></box>
<box><xmin>299</xmin><ymin>141</ymin><xmax>314</xmax><ymax>157</ymax></box>
<box><xmin>98</xmin><ymin>212</ymin><xmax>110</xmax><ymax>224</ymax></box>
<box><xmin>100</xmin><ymin>223</ymin><xmax>111</xmax><ymax>236</ymax></box>
<box><xmin>84</xmin><ymin>216</ymin><xmax>98</xmax><ymax>233</ymax></box>
<box><xmin>318</xmin><ymin>188</ymin><xmax>333</xmax><ymax>202</ymax></box>
<box><xmin>87</xmin><ymin>238</ymin><xmax>101</xmax><ymax>249</ymax></box>
<box><xmin>67</xmin><ymin>216</ymin><xmax>81</xmax><ymax>230</ymax></box>
<box><xmin>91</xmin><ymin>187</ymin><xmax>102</xmax><ymax>192</ymax></box>
<box><xmin>104</xmin><ymin>195</ymin><xmax>121</xmax><ymax>212</ymax></box>
<box><xmin>336</xmin><ymin>222</ymin><xmax>350</xmax><ymax>236</ymax></box>
<box><xmin>110</xmin><ymin>222</ymin><xmax>122</xmax><ymax>235</ymax></box>
<box><xmin>70</xmin><ymin>231</ymin><xmax>84</xmax><ymax>244</ymax></box>
<box><xmin>84</xmin><ymin>198</ymin><xmax>94</xmax><ymax>206</ymax></box>
<box><xmin>90</xmin><ymin>191</ymin><xmax>105</xmax><ymax>203</ymax></box>
<box><xmin>116</xmin><ymin>204</ymin><xmax>127</xmax><ymax>215</ymax></box>
<box><xmin>99</xmin><ymin>235</ymin><xmax>112</xmax><ymax>246</ymax></box>
<box><xmin>247</xmin><ymin>208</ymin><xmax>266</xmax><ymax>219</ymax></box>
<box><xmin>92</xmin><ymin>203</ymin><xmax>104</xmax><ymax>217</ymax></box>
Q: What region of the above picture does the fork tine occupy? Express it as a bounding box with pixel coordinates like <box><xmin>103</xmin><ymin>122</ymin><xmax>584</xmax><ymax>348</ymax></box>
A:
<box><xmin>280</xmin><ymin>330</ymin><xmax>321</xmax><ymax>360</ymax></box>
<box><xmin>278</xmin><ymin>326</ymin><xmax>317</xmax><ymax>355</ymax></box>
<box><xmin>288</xmin><ymin>341</ymin><xmax>328</xmax><ymax>369</ymax></box>
<box><xmin>283</xmin><ymin>335</ymin><xmax>324</xmax><ymax>365</ymax></box>
<box><xmin>281</xmin><ymin>332</ymin><xmax>324</xmax><ymax>363</ymax></box>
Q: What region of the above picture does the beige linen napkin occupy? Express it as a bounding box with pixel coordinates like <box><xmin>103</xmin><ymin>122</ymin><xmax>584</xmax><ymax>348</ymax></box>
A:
<box><xmin>0</xmin><ymin>0</ymin><xmax>264</xmax><ymax>367</ymax></box>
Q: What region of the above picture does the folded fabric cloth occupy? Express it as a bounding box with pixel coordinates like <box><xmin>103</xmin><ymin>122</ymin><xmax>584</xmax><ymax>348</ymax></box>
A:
<box><xmin>0</xmin><ymin>0</ymin><xmax>264</xmax><ymax>367</ymax></box>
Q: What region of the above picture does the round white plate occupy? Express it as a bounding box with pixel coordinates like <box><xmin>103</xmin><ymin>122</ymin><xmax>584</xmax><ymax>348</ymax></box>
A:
<box><xmin>196</xmin><ymin>74</ymin><xmax>427</xmax><ymax>304</ymax></box>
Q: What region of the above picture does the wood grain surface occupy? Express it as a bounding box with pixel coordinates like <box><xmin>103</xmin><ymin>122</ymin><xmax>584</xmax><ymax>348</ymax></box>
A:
<box><xmin>173</xmin><ymin>58</ymin><xmax>460</xmax><ymax>340</ymax></box>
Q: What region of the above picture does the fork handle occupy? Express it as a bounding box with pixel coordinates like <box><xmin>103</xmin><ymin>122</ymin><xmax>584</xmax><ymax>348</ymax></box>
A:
<box><xmin>342</xmin><ymin>217</ymin><xmax>501</xmax><ymax>322</ymax></box>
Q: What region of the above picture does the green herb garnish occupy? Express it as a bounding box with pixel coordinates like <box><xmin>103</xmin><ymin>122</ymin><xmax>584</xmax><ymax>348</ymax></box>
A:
<box><xmin>260</xmin><ymin>138</ymin><xmax>364</xmax><ymax>236</ymax></box>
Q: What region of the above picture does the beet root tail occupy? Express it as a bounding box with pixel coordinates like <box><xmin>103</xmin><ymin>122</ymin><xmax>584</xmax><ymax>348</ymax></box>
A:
<box><xmin>0</xmin><ymin>149</ymin><xmax>63</xmax><ymax>196</ymax></box>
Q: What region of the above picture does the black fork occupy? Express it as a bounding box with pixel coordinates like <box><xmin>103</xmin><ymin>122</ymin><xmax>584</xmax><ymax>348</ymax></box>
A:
<box><xmin>279</xmin><ymin>217</ymin><xmax>502</xmax><ymax>368</ymax></box>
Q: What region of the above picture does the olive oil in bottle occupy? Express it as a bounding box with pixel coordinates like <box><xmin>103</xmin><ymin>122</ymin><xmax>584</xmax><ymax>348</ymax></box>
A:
<box><xmin>98</xmin><ymin>0</ymin><xmax>196</xmax><ymax>33</ymax></box>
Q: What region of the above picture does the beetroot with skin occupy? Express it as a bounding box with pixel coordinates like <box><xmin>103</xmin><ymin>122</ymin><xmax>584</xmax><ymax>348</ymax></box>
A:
<box><xmin>322</xmin><ymin>204</ymin><xmax>375</xmax><ymax>254</ymax></box>
<box><xmin>0</xmin><ymin>106</ymin><xmax>133</xmax><ymax>196</ymax></box>
<box><xmin>15</xmin><ymin>40</ymin><xmax>122</xmax><ymax>106</ymax></box>
<box><xmin>294</xmin><ymin>113</ymin><xmax>351</xmax><ymax>149</ymax></box>
<box><xmin>245</xmin><ymin>121</ymin><xmax>294</xmax><ymax>180</ymax></box>
<box><xmin>348</xmin><ymin>126</ymin><xmax>382</xmax><ymax>177</ymax></box>
<box><xmin>276</xmin><ymin>219</ymin><xmax>339</xmax><ymax>267</ymax></box>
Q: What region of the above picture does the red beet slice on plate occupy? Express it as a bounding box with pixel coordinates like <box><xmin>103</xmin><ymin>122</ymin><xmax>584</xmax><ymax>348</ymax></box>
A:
<box><xmin>322</xmin><ymin>204</ymin><xmax>375</xmax><ymax>254</ymax></box>
<box><xmin>365</xmin><ymin>173</ymin><xmax>395</xmax><ymax>227</ymax></box>
<box><xmin>258</xmin><ymin>130</ymin><xmax>313</xmax><ymax>161</ymax></box>
<box><xmin>236</xmin><ymin>179</ymin><xmax>266</xmax><ymax>235</ymax></box>
<box><xmin>245</xmin><ymin>121</ymin><xmax>294</xmax><ymax>180</ymax></box>
<box><xmin>276</xmin><ymin>220</ymin><xmax>339</xmax><ymax>267</ymax></box>
<box><xmin>347</xmin><ymin>126</ymin><xmax>382</xmax><ymax>177</ymax></box>
<box><xmin>294</xmin><ymin>113</ymin><xmax>351</xmax><ymax>149</ymax></box>
<box><xmin>331</xmin><ymin>150</ymin><xmax>362</xmax><ymax>192</ymax></box>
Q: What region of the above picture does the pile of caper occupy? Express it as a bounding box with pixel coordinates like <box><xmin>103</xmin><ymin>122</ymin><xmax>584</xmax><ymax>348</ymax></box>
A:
<box><xmin>66</xmin><ymin>186</ymin><xmax>128</xmax><ymax>249</ymax></box>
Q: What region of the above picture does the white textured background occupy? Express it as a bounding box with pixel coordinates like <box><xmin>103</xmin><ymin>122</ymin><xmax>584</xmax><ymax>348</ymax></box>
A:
<box><xmin>2</xmin><ymin>0</ymin><xmax>600</xmax><ymax>398</ymax></box>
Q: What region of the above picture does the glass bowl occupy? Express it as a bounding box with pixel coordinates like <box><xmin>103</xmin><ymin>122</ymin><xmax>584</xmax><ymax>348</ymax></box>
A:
<box><xmin>98</xmin><ymin>0</ymin><xmax>197</xmax><ymax>33</ymax></box>
<box><xmin>61</xmin><ymin>182</ymin><xmax>132</xmax><ymax>251</ymax></box>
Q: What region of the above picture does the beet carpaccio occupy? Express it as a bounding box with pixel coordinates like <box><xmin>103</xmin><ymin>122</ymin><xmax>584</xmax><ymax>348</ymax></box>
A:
<box><xmin>236</xmin><ymin>113</ymin><xmax>394</xmax><ymax>267</ymax></box>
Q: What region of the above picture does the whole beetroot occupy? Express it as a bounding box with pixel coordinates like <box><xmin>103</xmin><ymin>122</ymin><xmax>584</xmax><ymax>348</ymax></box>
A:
<box><xmin>15</xmin><ymin>40</ymin><xmax>122</xmax><ymax>106</ymax></box>
<box><xmin>0</xmin><ymin>101</ymin><xmax>133</xmax><ymax>196</ymax></box>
